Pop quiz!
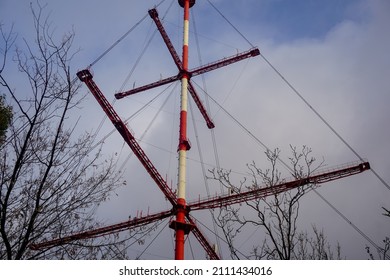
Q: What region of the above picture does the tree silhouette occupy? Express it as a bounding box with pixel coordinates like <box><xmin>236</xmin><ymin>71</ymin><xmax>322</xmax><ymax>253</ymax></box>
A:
<box><xmin>0</xmin><ymin>2</ymin><xmax>147</xmax><ymax>259</ymax></box>
<box><xmin>211</xmin><ymin>146</ymin><xmax>342</xmax><ymax>259</ymax></box>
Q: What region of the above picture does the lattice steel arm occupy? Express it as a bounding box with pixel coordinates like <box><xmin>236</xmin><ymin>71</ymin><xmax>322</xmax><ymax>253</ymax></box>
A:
<box><xmin>77</xmin><ymin>70</ymin><xmax>177</xmax><ymax>206</ymax></box>
<box><xmin>186</xmin><ymin>215</ymin><xmax>220</xmax><ymax>260</ymax></box>
<box><xmin>187</xmin><ymin>162</ymin><xmax>370</xmax><ymax>211</ymax></box>
<box><xmin>30</xmin><ymin>210</ymin><xmax>173</xmax><ymax>250</ymax></box>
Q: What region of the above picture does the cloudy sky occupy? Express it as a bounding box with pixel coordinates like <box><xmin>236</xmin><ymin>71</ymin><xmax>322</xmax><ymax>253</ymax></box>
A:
<box><xmin>1</xmin><ymin>0</ymin><xmax>389</xmax><ymax>259</ymax></box>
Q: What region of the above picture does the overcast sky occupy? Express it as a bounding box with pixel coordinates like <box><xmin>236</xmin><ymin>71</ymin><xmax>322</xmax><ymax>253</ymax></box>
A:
<box><xmin>1</xmin><ymin>0</ymin><xmax>389</xmax><ymax>260</ymax></box>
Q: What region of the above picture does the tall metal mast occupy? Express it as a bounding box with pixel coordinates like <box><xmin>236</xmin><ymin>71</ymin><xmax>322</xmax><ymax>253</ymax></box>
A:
<box><xmin>172</xmin><ymin>0</ymin><xmax>194</xmax><ymax>260</ymax></box>
<box><xmin>28</xmin><ymin>0</ymin><xmax>372</xmax><ymax>260</ymax></box>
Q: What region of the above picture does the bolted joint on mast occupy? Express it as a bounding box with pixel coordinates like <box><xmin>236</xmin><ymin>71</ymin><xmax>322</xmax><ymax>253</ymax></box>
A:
<box><xmin>179</xmin><ymin>69</ymin><xmax>192</xmax><ymax>80</ymax></box>
<box><xmin>178</xmin><ymin>0</ymin><xmax>196</xmax><ymax>8</ymax></box>
<box><xmin>179</xmin><ymin>138</ymin><xmax>191</xmax><ymax>151</ymax></box>
<box><xmin>169</xmin><ymin>203</ymin><xmax>194</xmax><ymax>235</ymax></box>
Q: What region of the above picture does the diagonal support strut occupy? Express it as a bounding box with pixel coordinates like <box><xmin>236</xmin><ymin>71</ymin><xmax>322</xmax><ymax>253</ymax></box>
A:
<box><xmin>114</xmin><ymin>8</ymin><xmax>260</xmax><ymax>130</ymax></box>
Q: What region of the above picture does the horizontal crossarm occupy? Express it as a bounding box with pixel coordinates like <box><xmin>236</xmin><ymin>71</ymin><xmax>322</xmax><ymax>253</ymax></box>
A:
<box><xmin>187</xmin><ymin>162</ymin><xmax>370</xmax><ymax>211</ymax></box>
<box><xmin>115</xmin><ymin>75</ymin><xmax>180</xmax><ymax>99</ymax></box>
<box><xmin>30</xmin><ymin>210</ymin><xmax>173</xmax><ymax>250</ymax></box>
<box><xmin>189</xmin><ymin>48</ymin><xmax>260</xmax><ymax>77</ymax></box>
<box><xmin>114</xmin><ymin>48</ymin><xmax>260</xmax><ymax>99</ymax></box>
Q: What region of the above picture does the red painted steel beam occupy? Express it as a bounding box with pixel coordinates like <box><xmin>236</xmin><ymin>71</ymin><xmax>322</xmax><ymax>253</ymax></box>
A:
<box><xmin>187</xmin><ymin>82</ymin><xmax>215</xmax><ymax>128</ymax></box>
<box><xmin>77</xmin><ymin>70</ymin><xmax>177</xmax><ymax>206</ymax></box>
<box><xmin>114</xmin><ymin>9</ymin><xmax>259</xmax><ymax>130</ymax></box>
<box><xmin>149</xmin><ymin>8</ymin><xmax>182</xmax><ymax>69</ymax></box>
<box><xmin>115</xmin><ymin>48</ymin><xmax>260</xmax><ymax>99</ymax></box>
<box><xmin>115</xmin><ymin>75</ymin><xmax>179</xmax><ymax>99</ymax></box>
<box><xmin>30</xmin><ymin>210</ymin><xmax>173</xmax><ymax>250</ymax></box>
<box><xmin>190</xmin><ymin>48</ymin><xmax>260</xmax><ymax>77</ymax></box>
<box><xmin>186</xmin><ymin>215</ymin><xmax>220</xmax><ymax>260</ymax></box>
<box><xmin>119</xmin><ymin>8</ymin><xmax>215</xmax><ymax>129</ymax></box>
<box><xmin>187</xmin><ymin>162</ymin><xmax>370</xmax><ymax>211</ymax></box>
<box><xmin>309</xmin><ymin>162</ymin><xmax>370</xmax><ymax>184</ymax></box>
<box><xmin>30</xmin><ymin>161</ymin><xmax>370</xmax><ymax>253</ymax></box>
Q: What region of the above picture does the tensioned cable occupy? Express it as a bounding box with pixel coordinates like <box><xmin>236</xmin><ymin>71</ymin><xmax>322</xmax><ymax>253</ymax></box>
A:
<box><xmin>212</xmin><ymin>59</ymin><xmax>249</xmax><ymax>119</ymax></box>
<box><xmin>102</xmin><ymin>220</ymin><xmax>164</xmax><ymax>258</ymax></box>
<box><xmin>118</xmin><ymin>82</ymin><xmax>177</xmax><ymax>172</ymax></box>
<box><xmin>119</xmin><ymin>28</ymin><xmax>158</xmax><ymax>93</ymax></box>
<box><xmin>87</xmin><ymin>83</ymin><xmax>174</xmax><ymax>155</ymax></box>
<box><xmin>90</xmin><ymin>23</ymin><xmax>164</xmax><ymax>149</ymax></box>
<box><xmin>191</xmin><ymin>80</ymin><xmax>290</xmax><ymax>170</ymax></box>
<box><xmin>118</xmin><ymin>0</ymin><xmax>175</xmax><ymax>93</ymax></box>
<box><xmin>87</xmin><ymin>1</ymin><xmax>176</xmax><ymax>161</ymax></box>
<box><xmin>191</xmin><ymin>8</ymin><xmax>224</xmax><ymax>257</ymax></box>
<box><xmin>313</xmin><ymin>189</ymin><xmax>389</xmax><ymax>259</ymax></box>
<box><xmin>114</xmin><ymin>217</ymin><xmax>167</xmax><ymax>258</ymax></box>
<box><xmin>167</xmin><ymin>89</ymin><xmax>177</xmax><ymax>177</ymax></box>
<box><xmin>207</xmin><ymin>0</ymin><xmax>389</xmax><ymax>192</ymax></box>
<box><xmin>86</xmin><ymin>0</ymin><xmax>172</xmax><ymax>154</ymax></box>
<box><xmin>2</xmin><ymin>1</ymin><xmax>164</xmax><ymax>150</ymax></box>
<box><xmin>260</xmin><ymin>55</ymin><xmax>390</xmax><ymax>192</ymax></box>
<box><xmin>206</xmin><ymin>0</ymin><xmax>253</xmax><ymax>47</ymax></box>
<box><xmin>189</xmin><ymin>215</ymin><xmax>249</xmax><ymax>260</ymax></box>
<box><xmin>192</xmin><ymin>79</ymin><xmax>385</xmax><ymax>259</ymax></box>
<box><xmin>188</xmin><ymin>101</ymin><xmax>210</xmax><ymax>196</ymax></box>
<box><xmin>188</xmin><ymin>96</ymin><xmax>224</xmax><ymax>258</ymax></box>
<box><xmin>87</xmin><ymin>13</ymin><xmax>147</xmax><ymax>69</ymax></box>
<box><xmin>139</xmin><ymin>138</ymin><xmax>263</xmax><ymax>180</ymax></box>
<box><xmin>73</xmin><ymin>0</ymin><xmax>385</xmax><ymax>258</ymax></box>
<box><xmin>112</xmin><ymin>1</ymin><xmax>176</xmax><ymax>172</ymax></box>
<box><xmin>206</xmin><ymin>0</ymin><xmax>387</xmax><ymax>256</ymax></box>
<box><xmin>187</xmin><ymin>232</ymin><xmax>196</xmax><ymax>259</ymax></box>
<box><xmin>136</xmin><ymin>220</ymin><xmax>169</xmax><ymax>260</ymax></box>
<box><xmin>128</xmin><ymin>220</ymin><xmax>166</xmax><ymax>248</ymax></box>
<box><xmin>87</xmin><ymin>0</ymin><xmax>168</xmax><ymax>69</ymax></box>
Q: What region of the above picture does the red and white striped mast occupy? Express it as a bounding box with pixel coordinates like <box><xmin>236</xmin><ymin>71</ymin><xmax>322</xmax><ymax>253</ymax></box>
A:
<box><xmin>28</xmin><ymin>0</ymin><xmax>374</xmax><ymax>261</ymax></box>
<box><xmin>171</xmin><ymin>0</ymin><xmax>195</xmax><ymax>260</ymax></box>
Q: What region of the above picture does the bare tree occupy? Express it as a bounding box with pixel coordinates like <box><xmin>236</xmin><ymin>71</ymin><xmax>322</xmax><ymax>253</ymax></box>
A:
<box><xmin>0</xmin><ymin>95</ymin><xmax>12</xmax><ymax>146</ymax></box>
<box><xmin>295</xmin><ymin>225</ymin><xmax>342</xmax><ymax>260</ymax></box>
<box><xmin>0</xmin><ymin>3</ymin><xmax>149</xmax><ymax>259</ymax></box>
<box><xmin>365</xmin><ymin>207</ymin><xmax>390</xmax><ymax>260</ymax></box>
<box><xmin>0</xmin><ymin>23</ymin><xmax>14</xmax><ymax>147</ymax></box>
<box><xmin>211</xmin><ymin>146</ymin><xmax>341</xmax><ymax>259</ymax></box>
